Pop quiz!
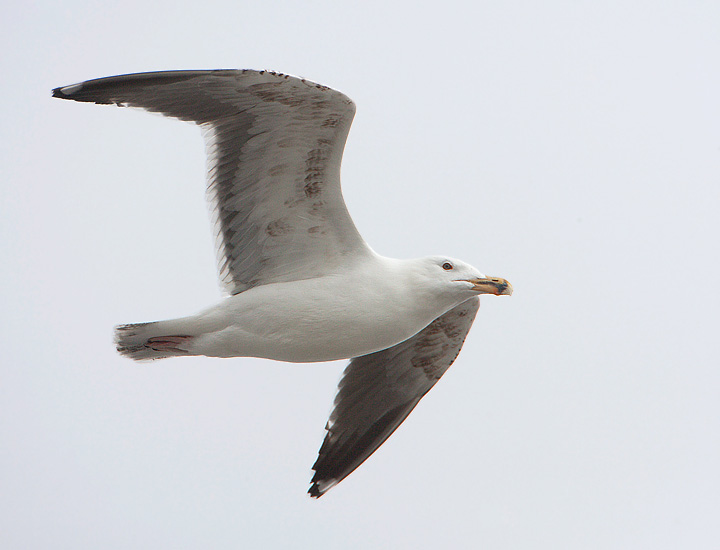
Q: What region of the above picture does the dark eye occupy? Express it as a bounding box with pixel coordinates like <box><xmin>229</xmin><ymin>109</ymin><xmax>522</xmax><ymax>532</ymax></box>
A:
<box><xmin>442</xmin><ymin>262</ymin><xmax>453</xmax><ymax>270</ymax></box>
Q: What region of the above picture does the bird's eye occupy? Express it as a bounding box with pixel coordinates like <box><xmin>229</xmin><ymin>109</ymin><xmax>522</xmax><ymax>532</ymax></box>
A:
<box><xmin>442</xmin><ymin>262</ymin><xmax>454</xmax><ymax>270</ymax></box>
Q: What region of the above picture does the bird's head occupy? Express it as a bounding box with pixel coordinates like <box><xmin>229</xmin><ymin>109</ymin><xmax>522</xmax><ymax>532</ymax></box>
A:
<box><xmin>419</xmin><ymin>256</ymin><xmax>513</xmax><ymax>300</ymax></box>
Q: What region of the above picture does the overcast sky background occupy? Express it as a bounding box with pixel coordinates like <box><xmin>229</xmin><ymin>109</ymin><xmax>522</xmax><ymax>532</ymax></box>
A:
<box><xmin>2</xmin><ymin>1</ymin><xmax>719</xmax><ymax>548</ymax></box>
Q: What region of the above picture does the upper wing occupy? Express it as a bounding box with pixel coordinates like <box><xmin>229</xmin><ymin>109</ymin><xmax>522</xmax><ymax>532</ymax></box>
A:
<box><xmin>53</xmin><ymin>70</ymin><xmax>371</xmax><ymax>294</ymax></box>
<box><xmin>309</xmin><ymin>297</ymin><xmax>480</xmax><ymax>497</ymax></box>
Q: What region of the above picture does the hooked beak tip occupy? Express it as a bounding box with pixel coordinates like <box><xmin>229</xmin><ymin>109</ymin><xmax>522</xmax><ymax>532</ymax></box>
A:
<box><xmin>466</xmin><ymin>277</ymin><xmax>513</xmax><ymax>296</ymax></box>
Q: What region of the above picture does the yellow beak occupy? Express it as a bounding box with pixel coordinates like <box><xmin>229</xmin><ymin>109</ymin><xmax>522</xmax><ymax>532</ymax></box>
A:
<box><xmin>463</xmin><ymin>277</ymin><xmax>513</xmax><ymax>296</ymax></box>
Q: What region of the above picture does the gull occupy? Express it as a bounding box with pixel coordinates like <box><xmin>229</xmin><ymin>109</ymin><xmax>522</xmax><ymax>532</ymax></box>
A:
<box><xmin>52</xmin><ymin>70</ymin><xmax>512</xmax><ymax>497</ymax></box>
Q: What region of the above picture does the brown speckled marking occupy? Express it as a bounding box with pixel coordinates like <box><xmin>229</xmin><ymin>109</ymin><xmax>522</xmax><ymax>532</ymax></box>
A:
<box><xmin>411</xmin><ymin>349</ymin><xmax>450</xmax><ymax>379</ymax></box>
<box><xmin>300</xmin><ymin>79</ymin><xmax>331</xmax><ymax>92</ymax></box>
<box><xmin>268</xmin><ymin>164</ymin><xmax>288</xmax><ymax>176</ymax></box>
<box><xmin>250</xmin><ymin>82</ymin><xmax>306</xmax><ymax>107</ymax></box>
<box><xmin>277</xmin><ymin>137</ymin><xmax>301</xmax><ymax>148</ymax></box>
<box><xmin>445</xmin><ymin>324</ymin><xmax>463</xmax><ymax>339</ymax></box>
<box><xmin>265</xmin><ymin>218</ymin><xmax>293</xmax><ymax>237</ymax></box>
<box><xmin>304</xmin><ymin>147</ymin><xmax>327</xmax><ymax>198</ymax></box>
<box><xmin>298</xmin><ymin>103</ymin><xmax>330</xmax><ymax>116</ymax></box>
<box><xmin>309</xmin><ymin>201</ymin><xmax>327</xmax><ymax>217</ymax></box>
<box><xmin>410</xmin><ymin>318</ymin><xmax>464</xmax><ymax>379</ymax></box>
<box><xmin>322</xmin><ymin>115</ymin><xmax>341</xmax><ymax>128</ymax></box>
<box><xmin>304</xmin><ymin>180</ymin><xmax>322</xmax><ymax>198</ymax></box>
<box><xmin>308</xmin><ymin>226</ymin><xmax>325</xmax><ymax>235</ymax></box>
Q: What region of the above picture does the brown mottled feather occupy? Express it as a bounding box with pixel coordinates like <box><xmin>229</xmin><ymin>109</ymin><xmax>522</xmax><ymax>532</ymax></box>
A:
<box><xmin>309</xmin><ymin>298</ymin><xmax>480</xmax><ymax>497</ymax></box>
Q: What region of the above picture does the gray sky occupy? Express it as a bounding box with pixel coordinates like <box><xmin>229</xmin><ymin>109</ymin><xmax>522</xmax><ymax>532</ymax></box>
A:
<box><xmin>2</xmin><ymin>1</ymin><xmax>719</xmax><ymax>548</ymax></box>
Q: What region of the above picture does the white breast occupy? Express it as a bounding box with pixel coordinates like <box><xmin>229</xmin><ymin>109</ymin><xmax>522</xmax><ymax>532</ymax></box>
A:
<box><xmin>186</xmin><ymin>256</ymin><xmax>458</xmax><ymax>362</ymax></box>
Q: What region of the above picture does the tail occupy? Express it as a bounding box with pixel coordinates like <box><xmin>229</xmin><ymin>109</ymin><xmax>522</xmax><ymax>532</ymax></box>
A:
<box><xmin>114</xmin><ymin>321</ymin><xmax>196</xmax><ymax>361</ymax></box>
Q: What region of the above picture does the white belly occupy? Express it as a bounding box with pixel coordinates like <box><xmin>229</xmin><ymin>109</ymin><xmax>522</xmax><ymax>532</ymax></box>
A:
<box><xmin>186</xmin><ymin>273</ymin><xmax>449</xmax><ymax>362</ymax></box>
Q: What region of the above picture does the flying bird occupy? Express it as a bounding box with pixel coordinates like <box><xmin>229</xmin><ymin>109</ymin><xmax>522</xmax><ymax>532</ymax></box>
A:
<box><xmin>52</xmin><ymin>70</ymin><xmax>512</xmax><ymax>497</ymax></box>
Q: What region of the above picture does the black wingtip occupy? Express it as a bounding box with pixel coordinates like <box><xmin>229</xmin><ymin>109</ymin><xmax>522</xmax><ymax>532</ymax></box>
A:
<box><xmin>308</xmin><ymin>484</ymin><xmax>322</xmax><ymax>499</ymax></box>
<box><xmin>52</xmin><ymin>83</ymin><xmax>82</xmax><ymax>99</ymax></box>
<box><xmin>308</xmin><ymin>471</ymin><xmax>339</xmax><ymax>498</ymax></box>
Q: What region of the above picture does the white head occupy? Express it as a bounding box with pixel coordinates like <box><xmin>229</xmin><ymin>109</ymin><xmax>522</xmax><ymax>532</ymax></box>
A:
<box><xmin>412</xmin><ymin>255</ymin><xmax>513</xmax><ymax>303</ymax></box>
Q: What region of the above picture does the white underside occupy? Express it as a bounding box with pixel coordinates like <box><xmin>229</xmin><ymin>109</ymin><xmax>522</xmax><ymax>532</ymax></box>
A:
<box><xmin>158</xmin><ymin>255</ymin><xmax>474</xmax><ymax>363</ymax></box>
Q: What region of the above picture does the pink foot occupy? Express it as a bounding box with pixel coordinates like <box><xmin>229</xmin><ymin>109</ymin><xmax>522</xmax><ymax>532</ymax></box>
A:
<box><xmin>146</xmin><ymin>335</ymin><xmax>192</xmax><ymax>353</ymax></box>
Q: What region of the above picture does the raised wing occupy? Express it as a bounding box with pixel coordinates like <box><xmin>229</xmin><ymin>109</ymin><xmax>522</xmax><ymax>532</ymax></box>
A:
<box><xmin>53</xmin><ymin>70</ymin><xmax>371</xmax><ymax>294</ymax></box>
<box><xmin>309</xmin><ymin>297</ymin><xmax>480</xmax><ymax>497</ymax></box>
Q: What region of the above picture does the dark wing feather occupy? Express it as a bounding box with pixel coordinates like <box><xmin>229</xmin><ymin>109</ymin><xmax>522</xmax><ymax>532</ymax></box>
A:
<box><xmin>53</xmin><ymin>70</ymin><xmax>370</xmax><ymax>294</ymax></box>
<box><xmin>309</xmin><ymin>298</ymin><xmax>480</xmax><ymax>497</ymax></box>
